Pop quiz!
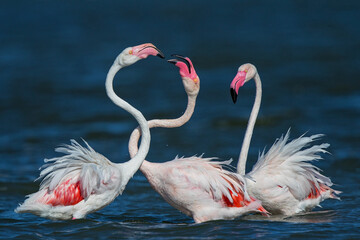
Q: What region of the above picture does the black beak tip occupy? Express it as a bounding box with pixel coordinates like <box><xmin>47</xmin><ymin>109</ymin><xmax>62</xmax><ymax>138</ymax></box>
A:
<box><xmin>230</xmin><ymin>88</ymin><xmax>237</xmax><ymax>103</ymax></box>
<box><xmin>157</xmin><ymin>53</ymin><xmax>165</xmax><ymax>59</ymax></box>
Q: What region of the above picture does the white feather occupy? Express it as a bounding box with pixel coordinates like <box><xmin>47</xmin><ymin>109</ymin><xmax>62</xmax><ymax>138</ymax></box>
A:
<box><xmin>15</xmin><ymin>139</ymin><xmax>123</xmax><ymax>219</ymax></box>
<box><xmin>141</xmin><ymin>155</ymin><xmax>262</xmax><ymax>222</ymax></box>
<box><xmin>246</xmin><ymin>130</ymin><xmax>340</xmax><ymax>215</ymax></box>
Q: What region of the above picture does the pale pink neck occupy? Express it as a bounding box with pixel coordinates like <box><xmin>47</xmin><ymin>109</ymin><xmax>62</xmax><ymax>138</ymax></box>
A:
<box><xmin>237</xmin><ymin>73</ymin><xmax>262</xmax><ymax>175</ymax></box>
<box><xmin>105</xmin><ymin>63</ymin><xmax>151</xmax><ymax>184</ymax></box>
<box><xmin>128</xmin><ymin>95</ymin><xmax>197</xmax><ymax>170</ymax></box>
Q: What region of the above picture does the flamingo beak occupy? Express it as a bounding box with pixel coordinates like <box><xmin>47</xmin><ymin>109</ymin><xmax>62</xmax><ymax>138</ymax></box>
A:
<box><xmin>155</xmin><ymin>48</ymin><xmax>165</xmax><ymax>59</ymax></box>
<box><xmin>230</xmin><ymin>71</ymin><xmax>247</xmax><ymax>103</ymax></box>
<box><xmin>170</xmin><ymin>54</ymin><xmax>191</xmax><ymax>73</ymax></box>
<box><xmin>168</xmin><ymin>54</ymin><xmax>199</xmax><ymax>83</ymax></box>
<box><xmin>132</xmin><ymin>43</ymin><xmax>165</xmax><ymax>59</ymax></box>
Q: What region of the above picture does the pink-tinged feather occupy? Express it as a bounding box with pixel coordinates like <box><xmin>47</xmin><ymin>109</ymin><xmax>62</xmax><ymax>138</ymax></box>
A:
<box><xmin>43</xmin><ymin>179</ymin><xmax>84</xmax><ymax>206</ymax></box>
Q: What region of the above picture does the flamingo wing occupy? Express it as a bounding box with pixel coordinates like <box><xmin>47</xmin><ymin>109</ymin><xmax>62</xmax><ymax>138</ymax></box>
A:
<box><xmin>153</xmin><ymin>156</ymin><xmax>267</xmax><ymax>222</ymax></box>
<box><xmin>17</xmin><ymin>139</ymin><xmax>121</xmax><ymax>210</ymax></box>
<box><xmin>247</xmin><ymin>130</ymin><xmax>339</xmax><ymax>201</ymax></box>
<box><xmin>165</xmin><ymin>156</ymin><xmax>250</xmax><ymax>204</ymax></box>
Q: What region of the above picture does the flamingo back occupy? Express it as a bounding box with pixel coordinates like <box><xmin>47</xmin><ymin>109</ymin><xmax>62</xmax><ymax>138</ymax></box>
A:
<box><xmin>38</xmin><ymin>140</ymin><xmax>121</xmax><ymax>199</ymax></box>
<box><xmin>170</xmin><ymin>156</ymin><xmax>249</xmax><ymax>202</ymax></box>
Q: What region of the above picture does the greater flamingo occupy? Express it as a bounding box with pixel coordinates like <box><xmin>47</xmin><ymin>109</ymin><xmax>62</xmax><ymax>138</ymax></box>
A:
<box><xmin>15</xmin><ymin>43</ymin><xmax>164</xmax><ymax>220</ymax></box>
<box><xmin>230</xmin><ymin>63</ymin><xmax>341</xmax><ymax>215</ymax></box>
<box><xmin>128</xmin><ymin>55</ymin><xmax>267</xmax><ymax>223</ymax></box>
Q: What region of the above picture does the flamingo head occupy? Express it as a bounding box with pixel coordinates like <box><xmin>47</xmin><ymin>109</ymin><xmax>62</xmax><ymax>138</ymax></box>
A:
<box><xmin>230</xmin><ymin>63</ymin><xmax>257</xmax><ymax>103</ymax></box>
<box><xmin>118</xmin><ymin>43</ymin><xmax>164</xmax><ymax>66</ymax></box>
<box><xmin>168</xmin><ymin>54</ymin><xmax>200</xmax><ymax>97</ymax></box>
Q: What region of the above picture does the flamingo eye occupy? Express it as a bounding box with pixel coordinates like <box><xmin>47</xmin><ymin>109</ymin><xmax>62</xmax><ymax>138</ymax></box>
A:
<box><xmin>129</xmin><ymin>50</ymin><xmax>133</xmax><ymax>55</ymax></box>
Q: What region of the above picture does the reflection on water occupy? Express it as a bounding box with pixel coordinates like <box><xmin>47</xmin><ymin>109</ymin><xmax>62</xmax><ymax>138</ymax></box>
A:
<box><xmin>243</xmin><ymin>210</ymin><xmax>336</xmax><ymax>223</ymax></box>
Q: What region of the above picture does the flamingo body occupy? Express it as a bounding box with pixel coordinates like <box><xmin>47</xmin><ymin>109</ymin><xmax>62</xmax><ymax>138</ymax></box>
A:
<box><xmin>15</xmin><ymin>43</ymin><xmax>164</xmax><ymax>220</ymax></box>
<box><xmin>15</xmin><ymin>140</ymin><xmax>125</xmax><ymax>219</ymax></box>
<box><xmin>141</xmin><ymin>156</ymin><xmax>263</xmax><ymax>223</ymax></box>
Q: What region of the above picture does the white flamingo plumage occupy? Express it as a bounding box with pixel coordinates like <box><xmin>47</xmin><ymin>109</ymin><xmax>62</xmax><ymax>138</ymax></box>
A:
<box><xmin>230</xmin><ymin>63</ymin><xmax>341</xmax><ymax>215</ymax></box>
<box><xmin>15</xmin><ymin>43</ymin><xmax>164</xmax><ymax>220</ymax></box>
<box><xmin>128</xmin><ymin>55</ymin><xmax>267</xmax><ymax>223</ymax></box>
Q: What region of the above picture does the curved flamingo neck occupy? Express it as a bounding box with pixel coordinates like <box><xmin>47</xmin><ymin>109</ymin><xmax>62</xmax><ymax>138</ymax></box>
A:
<box><xmin>105</xmin><ymin>60</ymin><xmax>150</xmax><ymax>183</ymax></box>
<box><xmin>237</xmin><ymin>73</ymin><xmax>262</xmax><ymax>175</ymax></box>
<box><xmin>128</xmin><ymin>94</ymin><xmax>197</xmax><ymax>168</ymax></box>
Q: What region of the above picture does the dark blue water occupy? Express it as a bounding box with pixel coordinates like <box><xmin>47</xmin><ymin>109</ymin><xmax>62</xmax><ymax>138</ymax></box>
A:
<box><xmin>1</xmin><ymin>0</ymin><xmax>359</xmax><ymax>239</ymax></box>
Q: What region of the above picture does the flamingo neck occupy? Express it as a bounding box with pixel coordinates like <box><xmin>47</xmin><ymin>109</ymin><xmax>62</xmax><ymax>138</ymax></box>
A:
<box><xmin>128</xmin><ymin>94</ymin><xmax>197</xmax><ymax>167</ymax></box>
<box><xmin>105</xmin><ymin>60</ymin><xmax>150</xmax><ymax>184</ymax></box>
<box><xmin>237</xmin><ymin>73</ymin><xmax>262</xmax><ymax>175</ymax></box>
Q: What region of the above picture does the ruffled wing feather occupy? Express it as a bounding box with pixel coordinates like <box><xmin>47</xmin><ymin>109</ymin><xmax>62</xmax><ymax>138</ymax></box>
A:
<box><xmin>170</xmin><ymin>156</ymin><xmax>250</xmax><ymax>203</ymax></box>
<box><xmin>248</xmin><ymin>129</ymin><xmax>336</xmax><ymax>200</ymax></box>
<box><xmin>37</xmin><ymin>139</ymin><xmax>119</xmax><ymax>200</ymax></box>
